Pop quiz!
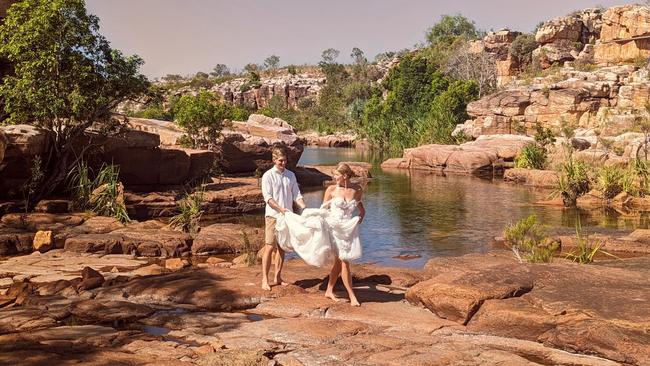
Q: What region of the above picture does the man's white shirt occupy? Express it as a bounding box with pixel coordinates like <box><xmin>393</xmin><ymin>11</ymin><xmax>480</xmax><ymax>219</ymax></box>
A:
<box><xmin>261</xmin><ymin>166</ymin><xmax>303</xmax><ymax>218</ymax></box>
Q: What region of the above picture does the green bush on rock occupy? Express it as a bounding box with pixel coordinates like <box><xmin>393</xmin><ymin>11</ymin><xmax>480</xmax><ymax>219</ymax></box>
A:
<box><xmin>515</xmin><ymin>144</ymin><xmax>547</xmax><ymax>169</ymax></box>
<box><xmin>169</xmin><ymin>189</ymin><xmax>204</xmax><ymax>236</ymax></box>
<box><xmin>68</xmin><ymin>162</ymin><xmax>130</xmax><ymax>223</ymax></box>
<box><xmin>503</xmin><ymin>214</ymin><xmax>559</xmax><ymax>263</ymax></box>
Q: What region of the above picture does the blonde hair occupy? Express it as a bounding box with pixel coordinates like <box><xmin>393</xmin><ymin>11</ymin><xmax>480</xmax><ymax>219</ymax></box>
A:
<box><xmin>272</xmin><ymin>146</ymin><xmax>287</xmax><ymax>160</ymax></box>
<box><xmin>334</xmin><ymin>162</ymin><xmax>356</xmax><ymax>178</ymax></box>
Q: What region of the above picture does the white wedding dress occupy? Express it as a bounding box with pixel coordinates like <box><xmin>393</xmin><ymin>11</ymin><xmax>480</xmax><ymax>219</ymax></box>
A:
<box><xmin>275</xmin><ymin>196</ymin><xmax>362</xmax><ymax>267</ymax></box>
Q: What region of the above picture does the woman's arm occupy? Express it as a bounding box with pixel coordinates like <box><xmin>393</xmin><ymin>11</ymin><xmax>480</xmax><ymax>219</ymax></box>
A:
<box><xmin>355</xmin><ymin>188</ymin><xmax>365</xmax><ymax>224</ymax></box>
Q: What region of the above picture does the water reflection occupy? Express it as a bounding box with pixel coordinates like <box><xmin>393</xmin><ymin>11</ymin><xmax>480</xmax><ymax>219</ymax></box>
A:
<box><xmin>298</xmin><ymin>147</ymin><xmax>649</xmax><ymax>267</ymax></box>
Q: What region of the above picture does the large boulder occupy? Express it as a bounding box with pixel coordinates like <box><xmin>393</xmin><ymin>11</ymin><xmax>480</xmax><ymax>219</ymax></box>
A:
<box><xmin>192</xmin><ymin>223</ymin><xmax>263</xmax><ymax>255</ymax></box>
<box><xmin>503</xmin><ymin>168</ymin><xmax>560</xmax><ymax>188</ymax></box>
<box><xmin>0</xmin><ymin>130</ymin><xmax>7</xmax><ymax>166</ymax></box>
<box><xmin>409</xmin><ymin>253</ymin><xmax>650</xmax><ymax>365</ymax></box>
<box><xmin>0</xmin><ymin>125</ymin><xmax>52</xmax><ymax>198</ymax></box>
<box><xmin>218</xmin><ymin>114</ymin><xmax>303</xmax><ymax>174</ymax></box>
<box><xmin>218</xmin><ymin>131</ymin><xmax>302</xmax><ymax>174</ymax></box>
<box><xmin>394</xmin><ymin>135</ymin><xmax>533</xmax><ymax>176</ymax></box>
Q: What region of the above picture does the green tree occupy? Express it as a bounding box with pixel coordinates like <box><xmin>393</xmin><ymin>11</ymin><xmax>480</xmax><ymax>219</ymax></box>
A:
<box><xmin>351</xmin><ymin>47</ymin><xmax>367</xmax><ymax>64</ymax></box>
<box><xmin>244</xmin><ymin>63</ymin><xmax>259</xmax><ymax>74</ymax></box>
<box><xmin>321</xmin><ymin>48</ymin><xmax>340</xmax><ymax>64</ymax></box>
<box><xmin>509</xmin><ymin>33</ymin><xmax>538</xmax><ymax>65</ymax></box>
<box><xmin>426</xmin><ymin>14</ymin><xmax>479</xmax><ymax>48</ymax></box>
<box><xmin>264</xmin><ymin>55</ymin><xmax>280</xmax><ymax>73</ymax></box>
<box><xmin>174</xmin><ymin>91</ymin><xmax>246</xmax><ymax>148</ymax></box>
<box><xmin>211</xmin><ymin>63</ymin><xmax>230</xmax><ymax>78</ymax></box>
<box><xmin>361</xmin><ymin>53</ymin><xmax>478</xmax><ymax>151</ymax></box>
<box><xmin>0</xmin><ymin>0</ymin><xmax>149</xmax><ymax>207</ymax></box>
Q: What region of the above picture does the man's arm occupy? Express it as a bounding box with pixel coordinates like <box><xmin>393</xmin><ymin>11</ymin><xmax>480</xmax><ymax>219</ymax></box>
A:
<box><xmin>267</xmin><ymin>198</ymin><xmax>288</xmax><ymax>214</ymax></box>
<box><xmin>290</xmin><ymin>173</ymin><xmax>306</xmax><ymax>209</ymax></box>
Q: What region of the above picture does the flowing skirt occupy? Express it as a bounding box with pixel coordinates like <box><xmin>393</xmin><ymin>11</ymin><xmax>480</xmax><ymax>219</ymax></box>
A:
<box><xmin>275</xmin><ymin>208</ymin><xmax>362</xmax><ymax>267</ymax></box>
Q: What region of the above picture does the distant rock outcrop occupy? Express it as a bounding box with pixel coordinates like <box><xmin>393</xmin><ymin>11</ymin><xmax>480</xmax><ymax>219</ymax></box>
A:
<box><xmin>128</xmin><ymin>114</ymin><xmax>304</xmax><ymax>175</ymax></box>
<box><xmin>211</xmin><ymin>73</ymin><xmax>324</xmax><ymax>110</ymax></box>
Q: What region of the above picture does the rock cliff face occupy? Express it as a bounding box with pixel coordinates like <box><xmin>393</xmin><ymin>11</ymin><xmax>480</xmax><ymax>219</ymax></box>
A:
<box><xmin>534</xmin><ymin>8</ymin><xmax>603</xmax><ymax>67</ymax></box>
<box><xmin>595</xmin><ymin>5</ymin><xmax>650</xmax><ymax>65</ymax></box>
<box><xmin>0</xmin><ymin>125</ymin><xmax>218</xmax><ymax>197</ymax></box>
<box><xmin>455</xmin><ymin>64</ymin><xmax>649</xmax><ymax>139</ymax></box>
<box><xmin>469</xmin><ymin>29</ymin><xmax>521</xmax><ymax>86</ymax></box>
<box><xmin>210</xmin><ymin>73</ymin><xmax>324</xmax><ymax>110</ymax></box>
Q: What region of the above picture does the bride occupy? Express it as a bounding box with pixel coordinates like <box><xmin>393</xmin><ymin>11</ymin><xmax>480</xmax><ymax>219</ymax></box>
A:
<box><xmin>322</xmin><ymin>163</ymin><xmax>364</xmax><ymax>306</ymax></box>
<box><xmin>275</xmin><ymin>163</ymin><xmax>365</xmax><ymax>306</ymax></box>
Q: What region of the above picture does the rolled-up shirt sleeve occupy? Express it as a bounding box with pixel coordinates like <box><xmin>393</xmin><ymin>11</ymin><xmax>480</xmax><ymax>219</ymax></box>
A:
<box><xmin>262</xmin><ymin>173</ymin><xmax>273</xmax><ymax>203</ymax></box>
<box><xmin>291</xmin><ymin>174</ymin><xmax>303</xmax><ymax>201</ymax></box>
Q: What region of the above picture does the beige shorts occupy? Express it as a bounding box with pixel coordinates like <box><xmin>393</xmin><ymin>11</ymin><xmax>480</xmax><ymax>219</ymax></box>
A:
<box><xmin>264</xmin><ymin>216</ymin><xmax>277</xmax><ymax>246</ymax></box>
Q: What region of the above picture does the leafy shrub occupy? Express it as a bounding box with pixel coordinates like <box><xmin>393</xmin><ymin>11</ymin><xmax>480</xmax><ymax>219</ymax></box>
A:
<box><xmin>596</xmin><ymin>165</ymin><xmax>624</xmax><ymax>199</ymax></box>
<box><xmin>287</xmin><ymin>65</ymin><xmax>297</xmax><ymax>75</ymax></box>
<box><xmin>503</xmin><ymin>214</ymin><xmax>559</xmax><ymax>263</ymax></box>
<box><xmin>558</xmin><ymin>159</ymin><xmax>590</xmax><ymax>207</ymax></box>
<box><xmin>534</xmin><ymin>124</ymin><xmax>556</xmax><ymax>147</ymax></box>
<box><xmin>515</xmin><ymin>144</ymin><xmax>547</xmax><ymax>169</ymax></box>
<box><xmin>169</xmin><ymin>189</ymin><xmax>204</xmax><ymax>236</ymax></box>
<box><xmin>509</xmin><ymin>33</ymin><xmax>538</xmax><ymax>65</ymax></box>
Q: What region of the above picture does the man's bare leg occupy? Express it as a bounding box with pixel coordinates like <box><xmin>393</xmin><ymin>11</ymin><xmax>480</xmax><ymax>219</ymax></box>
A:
<box><xmin>272</xmin><ymin>247</ymin><xmax>289</xmax><ymax>286</ymax></box>
<box><xmin>261</xmin><ymin>244</ymin><xmax>274</xmax><ymax>291</ymax></box>
<box><xmin>341</xmin><ymin>260</ymin><xmax>360</xmax><ymax>306</ymax></box>
<box><xmin>325</xmin><ymin>258</ymin><xmax>342</xmax><ymax>302</ymax></box>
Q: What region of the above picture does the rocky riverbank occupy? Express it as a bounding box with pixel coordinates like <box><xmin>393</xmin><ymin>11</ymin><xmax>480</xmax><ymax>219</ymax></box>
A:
<box><xmin>0</xmin><ymin>247</ymin><xmax>647</xmax><ymax>366</ymax></box>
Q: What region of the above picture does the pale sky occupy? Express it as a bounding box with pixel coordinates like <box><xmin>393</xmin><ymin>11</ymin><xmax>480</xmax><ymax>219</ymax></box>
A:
<box><xmin>85</xmin><ymin>0</ymin><xmax>632</xmax><ymax>78</ymax></box>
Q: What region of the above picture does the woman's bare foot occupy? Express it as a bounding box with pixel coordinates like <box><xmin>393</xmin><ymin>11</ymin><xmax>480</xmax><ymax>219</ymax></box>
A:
<box><xmin>350</xmin><ymin>298</ymin><xmax>360</xmax><ymax>307</ymax></box>
<box><xmin>261</xmin><ymin>281</ymin><xmax>271</xmax><ymax>291</ymax></box>
<box><xmin>271</xmin><ymin>277</ymin><xmax>289</xmax><ymax>286</ymax></box>
<box><xmin>325</xmin><ymin>291</ymin><xmax>340</xmax><ymax>302</ymax></box>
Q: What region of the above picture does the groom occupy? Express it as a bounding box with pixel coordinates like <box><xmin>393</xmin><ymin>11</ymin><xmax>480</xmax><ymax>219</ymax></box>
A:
<box><xmin>260</xmin><ymin>146</ymin><xmax>306</xmax><ymax>291</ymax></box>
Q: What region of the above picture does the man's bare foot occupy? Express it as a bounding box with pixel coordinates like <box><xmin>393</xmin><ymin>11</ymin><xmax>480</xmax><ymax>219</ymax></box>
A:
<box><xmin>261</xmin><ymin>281</ymin><xmax>271</xmax><ymax>291</ymax></box>
<box><xmin>325</xmin><ymin>291</ymin><xmax>340</xmax><ymax>302</ymax></box>
<box><xmin>350</xmin><ymin>298</ymin><xmax>360</xmax><ymax>307</ymax></box>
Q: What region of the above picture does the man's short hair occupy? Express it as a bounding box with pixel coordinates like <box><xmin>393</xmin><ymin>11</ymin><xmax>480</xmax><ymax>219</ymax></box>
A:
<box><xmin>272</xmin><ymin>146</ymin><xmax>287</xmax><ymax>160</ymax></box>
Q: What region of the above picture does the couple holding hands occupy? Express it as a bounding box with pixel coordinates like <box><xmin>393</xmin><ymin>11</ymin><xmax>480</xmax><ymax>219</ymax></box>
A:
<box><xmin>260</xmin><ymin>147</ymin><xmax>365</xmax><ymax>306</ymax></box>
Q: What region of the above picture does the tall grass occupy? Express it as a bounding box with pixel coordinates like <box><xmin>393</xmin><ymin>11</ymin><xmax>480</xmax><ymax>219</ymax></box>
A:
<box><xmin>565</xmin><ymin>217</ymin><xmax>617</xmax><ymax>264</ymax></box>
<box><xmin>240</xmin><ymin>230</ymin><xmax>258</xmax><ymax>266</ymax></box>
<box><xmin>68</xmin><ymin>161</ymin><xmax>129</xmax><ymax>222</ymax></box>
<box><xmin>90</xmin><ymin>164</ymin><xmax>130</xmax><ymax>223</ymax></box>
<box><xmin>67</xmin><ymin>161</ymin><xmax>93</xmax><ymax>209</ymax></box>
<box><xmin>23</xmin><ymin>156</ymin><xmax>44</xmax><ymax>212</ymax></box>
<box><xmin>169</xmin><ymin>188</ymin><xmax>204</xmax><ymax>236</ymax></box>
<box><xmin>558</xmin><ymin>158</ymin><xmax>590</xmax><ymax>207</ymax></box>
<box><xmin>503</xmin><ymin>214</ymin><xmax>559</xmax><ymax>263</ymax></box>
